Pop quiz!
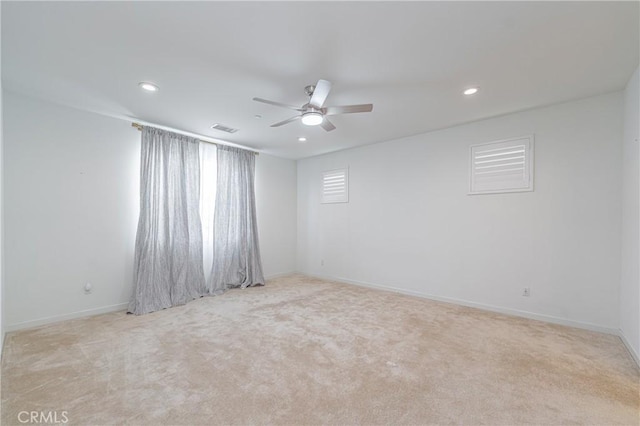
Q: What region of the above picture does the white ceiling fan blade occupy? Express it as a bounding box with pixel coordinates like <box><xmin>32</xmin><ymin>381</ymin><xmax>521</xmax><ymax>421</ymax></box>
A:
<box><xmin>271</xmin><ymin>115</ymin><xmax>301</xmax><ymax>127</ymax></box>
<box><xmin>309</xmin><ymin>79</ymin><xmax>332</xmax><ymax>109</ymax></box>
<box><xmin>320</xmin><ymin>117</ymin><xmax>336</xmax><ymax>132</ymax></box>
<box><xmin>253</xmin><ymin>97</ymin><xmax>303</xmax><ymax>111</ymax></box>
<box><xmin>322</xmin><ymin>104</ymin><xmax>373</xmax><ymax>116</ymax></box>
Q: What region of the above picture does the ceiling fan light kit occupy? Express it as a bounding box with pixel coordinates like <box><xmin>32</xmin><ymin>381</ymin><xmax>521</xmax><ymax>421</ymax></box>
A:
<box><xmin>301</xmin><ymin>112</ymin><xmax>323</xmax><ymax>126</ymax></box>
<box><xmin>138</xmin><ymin>82</ymin><xmax>159</xmax><ymax>92</ymax></box>
<box><xmin>253</xmin><ymin>79</ymin><xmax>373</xmax><ymax>132</ymax></box>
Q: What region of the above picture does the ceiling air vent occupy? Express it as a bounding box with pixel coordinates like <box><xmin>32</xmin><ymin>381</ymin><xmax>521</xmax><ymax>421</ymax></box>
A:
<box><xmin>210</xmin><ymin>123</ymin><xmax>238</xmax><ymax>134</ymax></box>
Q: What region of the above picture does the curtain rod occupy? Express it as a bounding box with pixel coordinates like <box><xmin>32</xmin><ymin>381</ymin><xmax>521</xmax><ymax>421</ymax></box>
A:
<box><xmin>131</xmin><ymin>122</ymin><xmax>259</xmax><ymax>155</ymax></box>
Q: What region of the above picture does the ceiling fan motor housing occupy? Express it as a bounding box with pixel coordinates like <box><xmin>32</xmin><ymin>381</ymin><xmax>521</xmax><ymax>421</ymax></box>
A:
<box><xmin>304</xmin><ymin>85</ymin><xmax>316</xmax><ymax>97</ymax></box>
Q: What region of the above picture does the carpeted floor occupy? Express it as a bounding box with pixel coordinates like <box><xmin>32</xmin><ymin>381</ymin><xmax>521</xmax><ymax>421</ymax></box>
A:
<box><xmin>2</xmin><ymin>274</ymin><xmax>638</xmax><ymax>425</ymax></box>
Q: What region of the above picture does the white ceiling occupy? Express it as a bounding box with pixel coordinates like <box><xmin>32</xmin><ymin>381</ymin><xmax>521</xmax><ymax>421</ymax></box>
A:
<box><xmin>2</xmin><ymin>2</ymin><xmax>638</xmax><ymax>159</ymax></box>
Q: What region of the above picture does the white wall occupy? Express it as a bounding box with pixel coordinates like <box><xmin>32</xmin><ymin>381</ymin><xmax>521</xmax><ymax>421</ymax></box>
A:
<box><xmin>0</xmin><ymin>78</ymin><xmax>3</xmax><ymax>357</ymax></box>
<box><xmin>298</xmin><ymin>92</ymin><xmax>623</xmax><ymax>332</ymax></box>
<box><xmin>256</xmin><ymin>154</ymin><xmax>297</xmax><ymax>278</ymax></box>
<box><xmin>3</xmin><ymin>91</ymin><xmax>297</xmax><ymax>330</ymax></box>
<box><xmin>620</xmin><ymin>66</ymin><xmax>639</xmax><ymax>363</ymax></box>
<box><xmin>0</xmin><ymin>2</ymin><xmax>4</xmax><ymax>355</ymax></box>
<box><xmin>4</xmin><ymin>91</ymin><xmax>140</xmax><ymax>330</ymax></box>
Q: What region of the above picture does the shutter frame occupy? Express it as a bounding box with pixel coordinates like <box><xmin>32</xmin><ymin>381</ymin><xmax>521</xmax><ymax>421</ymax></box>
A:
<box><xmin>321</xmin><ymin>168</ymin><xmax>349</xmax><ymax>203</ymax></box>
<box><xmin>469</xmin><ymin>135</ymin><xmax>534</xmax><ymax>195</ymax></box>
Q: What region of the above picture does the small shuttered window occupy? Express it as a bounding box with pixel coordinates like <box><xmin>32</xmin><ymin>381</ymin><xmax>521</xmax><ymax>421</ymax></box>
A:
<box><xmin>469</xmin><ymin>135</ymin><xmax>534</xmax><ymax>195</ymax></box>
<box><xmin>322</xmin><ymin>168</ymin><xmax>349</xmax><ymax>203</ymax></box>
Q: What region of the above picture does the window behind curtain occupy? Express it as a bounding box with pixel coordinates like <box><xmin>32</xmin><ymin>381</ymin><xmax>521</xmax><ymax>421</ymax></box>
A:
<box><xmin>199</xmin><ymin>142</ymin><xmax>217</xmax><ymax>282</ymax></box>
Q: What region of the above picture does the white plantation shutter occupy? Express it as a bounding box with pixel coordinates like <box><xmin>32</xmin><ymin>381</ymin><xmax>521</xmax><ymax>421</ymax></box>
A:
<box><xmin>321</xmin><ymin>168</ymin><xmax>349</xmax><ymax>203</ymax></box>
<box><xmin>469</xmin><ymin>135</ymin><xmax>534</xmax><ymax>194</ymax></box>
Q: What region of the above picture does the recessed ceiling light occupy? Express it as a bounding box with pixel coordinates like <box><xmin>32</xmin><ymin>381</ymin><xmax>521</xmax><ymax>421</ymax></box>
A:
<box><xmin>254</xmin><ymin>114</ymin><xmax>262</xmax><ymax>119</ymax></box>
<box><xmin>139</xmin><ymin>82</ymin><xmax>159</xmax><ymax>92</ymax></box>
<box><xmin>298</xmin><ymin>137</ymin><xmax>307</xmax><ymax>143</ymax></box>
<box><xmin>463</xmin><ymin>87</ymin><xmax>479</xmax><ymax>96</ymax></box>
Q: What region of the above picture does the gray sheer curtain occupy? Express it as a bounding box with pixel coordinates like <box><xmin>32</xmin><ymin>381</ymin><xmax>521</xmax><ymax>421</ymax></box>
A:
<box><xmin>207</xmin><ymin>145</ymin><xmax>265</xmax><ymax>293</ymax></box>
<box><xmin>128</xmin><ymin>127</ymin><xmax>206</xmax><ymax>315</ymax></box>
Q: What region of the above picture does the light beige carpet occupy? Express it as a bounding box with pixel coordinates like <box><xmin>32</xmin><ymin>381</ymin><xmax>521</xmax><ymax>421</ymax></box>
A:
<box><xmin>2</xmin><ymin>274</ymin><xmax>638</xmax><ymax>425</ymax></box>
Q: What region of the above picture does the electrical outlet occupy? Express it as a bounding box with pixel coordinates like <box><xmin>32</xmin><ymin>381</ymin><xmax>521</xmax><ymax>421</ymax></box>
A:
<box><xmin>321</xmin><ymin>259</ymin><xmax>324</xmax><ymax>266</ymax></box>
<box><xmin>522</xmin><ymin>287</ymin><xmax>530</xmax><ymax>297</ymax></box>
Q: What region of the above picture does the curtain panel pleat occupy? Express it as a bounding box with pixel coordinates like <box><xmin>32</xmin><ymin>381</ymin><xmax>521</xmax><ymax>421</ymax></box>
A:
<box><xmin>129</xmin><ymin>128</ymin><xmax>206</xmax><ymax>315</ymax></box>
<box><xmin>207</xmin><ymin>145</ymin><xmax>265</xmax><ymax>293</ymax></box>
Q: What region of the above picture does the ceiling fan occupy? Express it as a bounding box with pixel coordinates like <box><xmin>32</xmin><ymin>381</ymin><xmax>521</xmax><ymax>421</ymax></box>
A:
<box><xmin>253</xmin><ymin>79</ymin><xmax>373</xmax><ymax>132</ymax></box>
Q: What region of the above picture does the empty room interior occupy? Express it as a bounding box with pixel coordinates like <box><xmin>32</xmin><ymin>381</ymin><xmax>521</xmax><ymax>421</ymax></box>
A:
<box><xmin>1</xmin><ymin>1</ymin><xmax>639</xmax><ymax>425</ymax></box>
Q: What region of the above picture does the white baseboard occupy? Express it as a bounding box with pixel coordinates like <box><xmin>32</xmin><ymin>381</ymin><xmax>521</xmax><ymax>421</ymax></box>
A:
<box><xmin>618</xmin><ymin>330</ymin><xmax>640</xmax><ymax>368</ymax></box>
<box><xmin>5</xmin><ymin>271</ymin><xmax>627</xmax><ymax>360</ymax></box>
<box><xmin>5</xmin><ymin>302</ymin><xmax>129</xmax><ymax>333</ymax></box>
<box><xmin>300</xmin><ymin>272</ymin><xmax>619</xmax><ymax>336</ymax></box>
<box><xmin>4</xmin><ymin>274</ymin><xmax>297</xmax><ymax>334</ymax></box>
